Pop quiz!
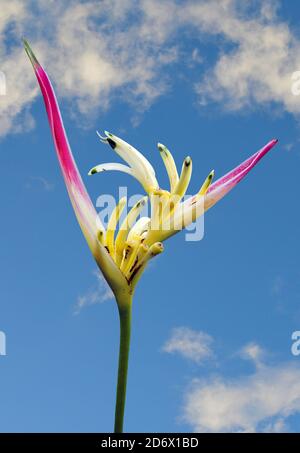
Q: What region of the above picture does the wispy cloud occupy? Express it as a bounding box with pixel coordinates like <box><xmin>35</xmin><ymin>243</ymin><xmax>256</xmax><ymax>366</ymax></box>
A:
<box><xmin>74</xmin><ymin>270</ymin><xmax>114</xmax><ymax>315</ymax></box>
<box><xmin>1</xmin><ymin>0</ymin><xmax>300</xmax><ymax>138</ymax></box>
<box><xmin>238</xmin><ymin>342</ymin><xmax>265</xmax><ymax>367</ymax></box>
<box><xmin>283</xmin><ymin>143</ymin><xmax>294</xmax><ymax>152</ymax></box>
<box><xmin>25</xmin><ymin>176</ymin><xmax>55</xmax><ymax>191</ymax></box>
<box><xmin>183</xmin><ymin>342</ymin><xmax>300</xmax><ymax>432</ymax></box>
<box><xmin>0</xmin><ymin>0</ymin><xmax>179</xmax><ymax>137</ymax></box>
<box><xmin>271</xmin><ymin>275</ymin><xmax>285</xmax><ymax>296</ymax></box>
<box><xmin>162</xmin><ymin>327</ymin><xmax>214</xmax><ymax>364</ymax></box>
<box><xmin>187</xmin><ymin>0</ymin><xmax>300</xmax><ymax>114</ymax></box>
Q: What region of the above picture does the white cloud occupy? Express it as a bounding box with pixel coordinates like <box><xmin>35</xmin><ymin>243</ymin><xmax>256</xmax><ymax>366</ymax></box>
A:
<box><xmin>186</xmin><ymin>0</ymin><xmax>300</xmax><ymax>114</ymax></box>
<box><xmin>239</xmin><ymin>342</ymin><xmax>265</xmax><ymax>367</ymax></box>
<box><xmin>183</xmin><ymin>343</ymin><xmax>300</xmax><ymax>432</ymax></box>
<box><xmin>74</xmin><ymin>270</ymin><xmax>114</xmax><ymax>315</ymax></box>
<box><xmin>1</xmin><ymin>0</ymin><xmax>300</xmax><ymax>138</ymax></box>
<box><xmin>262</xmin><ymin>417</ymin><xmax>288</xmax><ymax>433</ymax></box>
<box><xmin>191</xmin><ymin>48</ymin><xmax>203</xmax><ymax>66</ymax></box>
<box><xmin>162</xmin><ymin>327</ymin><xmax>214</xmax><ymax>364</ymax></box>
<box><xmin>0</xmin><ymin>0</ymin><xmax>179</xmax><ymax>137</ymax></box>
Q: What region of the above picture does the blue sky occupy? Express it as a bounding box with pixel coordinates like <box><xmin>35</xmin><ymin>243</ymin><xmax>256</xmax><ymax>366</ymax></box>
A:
<box><xmin>1</xmin><ymin>0</ymin><xmax>300</xmax><ymax>433</ymax></box>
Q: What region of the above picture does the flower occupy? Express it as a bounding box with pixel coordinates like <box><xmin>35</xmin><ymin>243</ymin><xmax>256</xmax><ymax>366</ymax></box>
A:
<box><xmin>23</xmin><ymin>38</ymin><xmax>278</xmax><ymax>433</ymax></box>
<box><xmin>89</xmin><ymin>131</ymin><xmax>278</xmax><ymax>246</ymax></box>
<box><xmin>23</xmin><ymin>39</ymin><xmax>277</xmax><ymax>294</ymax></box>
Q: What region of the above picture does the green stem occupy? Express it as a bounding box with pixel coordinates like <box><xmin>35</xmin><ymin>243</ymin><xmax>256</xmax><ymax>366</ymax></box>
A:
<box><xmin>114</xmin><ymin>293</ymin><xmax>132</xmax><ymax>433</ymax></box>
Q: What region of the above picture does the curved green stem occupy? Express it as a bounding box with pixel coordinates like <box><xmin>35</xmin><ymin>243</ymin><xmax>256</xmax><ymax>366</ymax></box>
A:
<box><xmin>114</xmin><ymin>293</ymin><xmax>132</xmax><ymax>433</ymax></box>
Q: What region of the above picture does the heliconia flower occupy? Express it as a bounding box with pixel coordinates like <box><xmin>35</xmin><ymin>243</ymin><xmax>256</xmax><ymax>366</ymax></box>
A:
<box><xmin>90</xmin><ymin>132</ymin><xmax>278</xmax><ymax>244</ymax></box>
<box><xmin>24</xmin><ymin>39</ymin><xmax>278</xmax><ymax>434</ymax></box>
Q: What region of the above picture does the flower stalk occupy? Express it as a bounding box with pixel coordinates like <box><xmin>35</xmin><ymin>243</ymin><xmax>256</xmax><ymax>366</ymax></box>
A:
<box><xmin>114</xmin><ymin>296</ymin><xmax>132</xmax><ymax>433</ymax></box>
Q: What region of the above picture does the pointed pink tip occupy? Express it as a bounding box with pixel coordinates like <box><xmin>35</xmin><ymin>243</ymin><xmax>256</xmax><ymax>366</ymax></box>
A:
<box><xmin>23</xmin><ymin>39</ymin><xmax>40</xmax><ymax>70</ymax></box>
<box><xmin>206</xmin><ymin>138</ymin><xmax>278</xmax><ymax>197</ymax></box>
<box><xmin>258</xmin><ymin>138</ymin><xmax>278</xmax><ymax>158</ymax></box>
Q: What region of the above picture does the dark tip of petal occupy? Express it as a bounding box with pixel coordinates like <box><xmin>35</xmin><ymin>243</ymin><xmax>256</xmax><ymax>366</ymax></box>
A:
<box><xmin>136</xmin><ymin>198</ymin><xmax>147</xmax><ymax>208</ymax></box>
<box><xmin>107</xmin><ymin>138</ymin><xmax>117</xmax><ymax>149</ymax></box>
<box><xmin>185</xmin><ymin>156</ymin><xmax>191</xmax><ymax>166</ymax></box>
<box><xmin>90</xmin><ymin>168</ymin><xmax>97</xmax><ymax>175</ymax></box>
<box><xmin>23</xmin><ymin>39</ymin><xmax>40</xmax><ymax>68</ymax></box>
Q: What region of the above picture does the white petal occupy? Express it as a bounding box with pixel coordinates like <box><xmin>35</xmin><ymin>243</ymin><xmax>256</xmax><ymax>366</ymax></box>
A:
<box><xmin>102</xmin><ymin>131</ymin><xmax>159</xmax><ymax>192</ymax></box>
<box><xmin>88</xmin><ymin>162</ymin><xmax>147</xmax><ymax>188</ymax></box>
<box><xmin>88</xmin><ymin>162</ymin><xmax>134</xmax><ymax>176</ymax></box>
